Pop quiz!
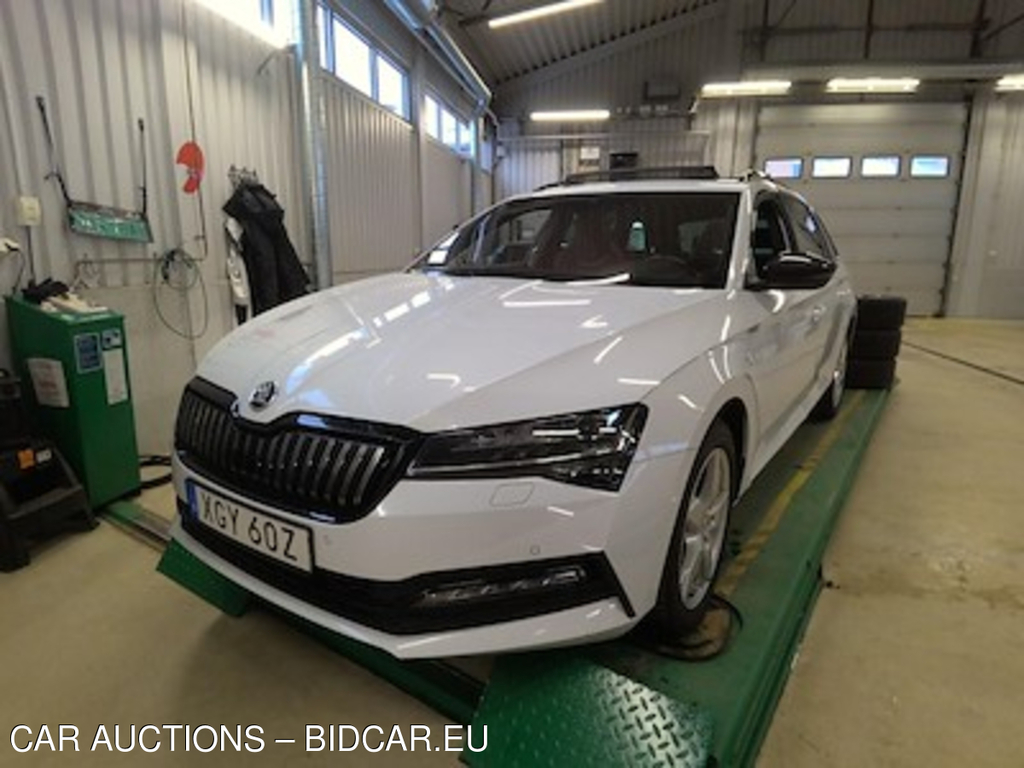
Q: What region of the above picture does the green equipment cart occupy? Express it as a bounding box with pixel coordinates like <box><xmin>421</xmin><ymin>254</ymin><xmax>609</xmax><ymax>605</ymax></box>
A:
<box><xmin>6</xmin><ymin>296</ymin><xmax>140</xmax><ymax>509</ymax></box>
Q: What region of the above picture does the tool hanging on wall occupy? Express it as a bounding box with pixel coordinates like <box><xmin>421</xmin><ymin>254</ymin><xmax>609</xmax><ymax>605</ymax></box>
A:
<box><xmin>36</xmin><ymin>95</ymin><xmax>153</xmax><ymax>243</ymax></box>
<box><xmin>175</xmin><ymin>141</ymin><xmax>205</xmax><ymax>194</ymax></box>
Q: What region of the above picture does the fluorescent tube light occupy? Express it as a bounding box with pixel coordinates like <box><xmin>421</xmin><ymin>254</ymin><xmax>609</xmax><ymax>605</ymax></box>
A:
<box><xmin>490</xmin><ymin>0</ymin><xmax>602</xmax><ymax>30</ymax></box>
<box><xmin>191</xmin><ymin>0</ymin><xmax>290</xmax><ymax>48</ymax></box>
<box><xmin>826</xmin><ymin>77</ymin><xmax>920</xmax><ymax>93</ymax></box>
<box><xmin>700</xmin><ymin>80</ymin><xmax>792</xmax><ymax>98</ymax></box>
<box><xmin>531</xmin><ymin>109</ymin><xmax>611</xmax><ymax>122</ymax></box>
<box><xmin>996</xmin><ymin>74</ymin><xmax>1024</xmax><ymax>91</ymax></box>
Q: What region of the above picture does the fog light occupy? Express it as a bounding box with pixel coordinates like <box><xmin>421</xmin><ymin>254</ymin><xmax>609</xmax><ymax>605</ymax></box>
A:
<box><xmin>417</xmin><ymin>566</ymin><xmax>586</xmax><ymax>608</ymax></box>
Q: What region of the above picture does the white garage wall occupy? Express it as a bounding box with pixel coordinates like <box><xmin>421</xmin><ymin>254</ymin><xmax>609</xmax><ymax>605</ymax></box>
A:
<box><xmin>423</xmin><ymin>140</ymin><xmax>472</xmax><ymax>245</ymax></box>
<box><xmin>0</xmin><ymin>0</ymin><xmax>478</xmax><ymax>454</ymax></box>
<box><xmin>495</xmin><ymin>119</ymin><xmax>711</xmax><ymax>200</ymax></box>
<box><xmin>323</xmin><ymin>79</ymin><xmax>420</xmax><ymax>283</ymax></box>
<box><xmin>488</xmin><ymin>1</ymin><xmax>1024</xmax><ymax>318</ymax></box>
<box><xmin>496</xmin><ymin>4</ymin><xmax>735</xmax><ymax>120</ymax></box>
<box><xmin>754</xmin><ymin>102</ymin><xmax>968</xmax><ymax>316</ymax></box>
<box><xmin>0</xmin><ymin>0</ymin><xmax>306</xmax><ymax>453</ymax></box>
<box><xmin>949</xmin><ymin>94</ymin><xmax>1024</xmax><ymax>319</ymax></box>
<box><xmin>692</xmin><ymin>101</ymin><xmax>758</xmax><ymax>176</ymax></box>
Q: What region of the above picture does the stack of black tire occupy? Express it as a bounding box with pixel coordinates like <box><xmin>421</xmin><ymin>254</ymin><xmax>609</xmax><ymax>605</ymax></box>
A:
<box><xmin>848</xmin><ymin>295</ymin><xmax>907</xmax><ymax>390</ymax></box>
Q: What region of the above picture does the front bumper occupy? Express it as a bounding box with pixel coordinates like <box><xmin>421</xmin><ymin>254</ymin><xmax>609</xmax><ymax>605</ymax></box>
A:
<box><xmin>171</xmin><ymin>520</ymin><xmax>633</xmax><ymax>658</ymax></box>
<box><xmin>170</xmin><ymin>454</ymin><xmax>666</xmax><ymax>657</ymax></box>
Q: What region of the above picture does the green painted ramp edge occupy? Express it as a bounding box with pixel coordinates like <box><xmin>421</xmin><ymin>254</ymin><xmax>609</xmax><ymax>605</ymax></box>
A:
<box><xmin>595</xmin><ymin>389</ymin><xmax>890</xmax><ymax>767</ymax></box>
<box><xmin>469</xmin><ymin>653</ymin><xmax>712</xmax><ymax>768</ymax></box>
<box><xmin>283</xmin><ymin>613</ymin><xmax>484</xmax><ymax>726</ymax></box>
<box><xmin>157</xmin><ymin>539</ymin><xmax>251</xmax><ymax>617</ymax></box>
<box><xmin>472</xmin><ymin>390</ymin><xmax>888</xmax><ymax>768</ymax></box>
<box><xmin>156</xmin><ymin>540</ymin><xmax>483</xmax><ymax>725</ymax></box>
<box><xmin>153</xmin><ymin>390</ymin><xmax>888</xmax><ymax>768</ymax></box>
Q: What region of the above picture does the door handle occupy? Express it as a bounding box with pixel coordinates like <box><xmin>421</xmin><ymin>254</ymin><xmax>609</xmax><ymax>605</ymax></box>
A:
<box><xmin>810</xmin><ymin>305</ymin><xmax>826</xmax><ymax>324</ymax></box>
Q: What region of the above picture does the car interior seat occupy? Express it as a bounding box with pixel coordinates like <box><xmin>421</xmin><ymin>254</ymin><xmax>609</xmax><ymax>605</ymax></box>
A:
<box><xmin>690</xmin><ymin>219</ymin><xmax>733</xmax><ymax>287</ymax></box>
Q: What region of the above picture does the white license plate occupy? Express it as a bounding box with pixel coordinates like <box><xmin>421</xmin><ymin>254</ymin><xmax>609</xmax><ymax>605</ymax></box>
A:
<box><xmin>189</xmin><ymin>483</ymin><xmax>313</xmax><ymax>573</ymax></box>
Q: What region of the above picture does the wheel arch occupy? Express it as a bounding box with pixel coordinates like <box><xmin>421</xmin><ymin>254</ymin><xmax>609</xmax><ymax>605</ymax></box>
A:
<box><xmin>715</xmin><ymin>397</ymin><xmax>747</xmax><ymax>498</ymax></box>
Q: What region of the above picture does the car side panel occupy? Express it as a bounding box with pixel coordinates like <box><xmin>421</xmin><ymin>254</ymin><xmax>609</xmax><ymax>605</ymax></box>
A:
<box><xmin>602</xmin><ymin>345</ymin><xmax>760</xmax><ymax>615</ymax></box>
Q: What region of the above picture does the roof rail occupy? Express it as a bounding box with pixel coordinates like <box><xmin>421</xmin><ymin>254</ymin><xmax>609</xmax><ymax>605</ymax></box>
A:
<box><xmin>558</xmin><ymin>166</ymin><xmax>720</xmax><ymax>185</ymax></box>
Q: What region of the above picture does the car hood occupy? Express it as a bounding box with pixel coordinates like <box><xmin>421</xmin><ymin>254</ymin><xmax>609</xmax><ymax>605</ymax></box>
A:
<box><xmin>198</xmin><ymin>272</ymin><xmax>726</xmax><ymax>431</ymax></box>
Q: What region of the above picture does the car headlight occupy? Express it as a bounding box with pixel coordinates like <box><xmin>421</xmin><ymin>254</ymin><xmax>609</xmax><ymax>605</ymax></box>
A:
<box><xmin>406</xmin><ymin>404</ymin><xmax>647</xmax><ymax>491</ymax></box>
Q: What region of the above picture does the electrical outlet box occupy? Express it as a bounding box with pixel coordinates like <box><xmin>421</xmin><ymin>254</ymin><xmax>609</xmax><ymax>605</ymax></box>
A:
<box><xmin>15</xmin><ymin>196</ymin><xmax>42</xmax><ymax>227</ymax></box>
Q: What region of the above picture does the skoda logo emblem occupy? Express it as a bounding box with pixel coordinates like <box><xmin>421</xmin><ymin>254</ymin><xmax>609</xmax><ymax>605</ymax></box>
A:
<box><xmin>249</xmin><ymin>381</ymin><xmax>278</xmax><ymax>410</ymax></box>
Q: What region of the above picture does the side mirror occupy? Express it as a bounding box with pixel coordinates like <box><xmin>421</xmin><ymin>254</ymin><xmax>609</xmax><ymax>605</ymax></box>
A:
<box><xmin>750</xmin><ymin>251</ymin><xmax>835</xmax><ymax>290</ymax></box>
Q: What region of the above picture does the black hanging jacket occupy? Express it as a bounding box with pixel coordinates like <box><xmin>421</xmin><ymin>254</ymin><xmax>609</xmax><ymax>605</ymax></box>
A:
<box><xmin>222</xmin><ymin>182</ymin><xmax>310</xmax><ymax>315</ymax></box>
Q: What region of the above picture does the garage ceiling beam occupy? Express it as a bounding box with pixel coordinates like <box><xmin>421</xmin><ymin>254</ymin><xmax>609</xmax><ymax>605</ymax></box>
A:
<box><xmin>747</xmin><ymin>60</ymin><xmax>1024</xmax><ymax>82</ymax></box>
<box><xmin>980</xmin><ymin>7</ymin><xmax>1024</xmax><ymax>43</ymax></box>
<box><xmin>863</xmin><ymin>0</ymin><xmax>875</xmax><ymax>60</ymax></box>
<box><xmin>746</xmin><ymin>22</ymin><xmax>986</xmax><ymax>38</ymax></box>
<box><xmin>970</xmin><ymin>0</ymin><xmax>987</xmax><ymax>58</ymax></box>
<box><xmin>497</xmin><ymin>0</ymin><xmax>726</xmax><ymax>91</ymax></box>
<box><xmin>458</xmin><ymin>0</ymin><xmax>589</xmax><ymax>28</ymax></box>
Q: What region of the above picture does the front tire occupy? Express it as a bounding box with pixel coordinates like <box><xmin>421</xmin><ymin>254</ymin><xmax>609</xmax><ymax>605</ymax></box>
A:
<box><xmin>652</xmin><ymin>420</ymin><xmax>736</xmax><ymax>637</ymax></box>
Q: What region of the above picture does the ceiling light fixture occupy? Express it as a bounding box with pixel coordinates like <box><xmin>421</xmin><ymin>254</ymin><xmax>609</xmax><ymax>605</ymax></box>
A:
<box><xmin>489</xmin><ymin>0</ymin><xmax>603</xmax><ymax>30</ymax></box>
<box><xmin>826</xmin><ymin>77</ymin><xmax>920</xmax><ymax>93</ymax></box>
<box><xmin>700</xmin><ymin>80</ymin><xmax>792</xmax><ymax>98</ymax></box>
<box><xmin>995</xmin><ymin>74</ymin><xmax>1024</xmax><ymax>91</ymax></box>
<box><xmin>530</xmin><ymin>109</ymin><xmax>611</xmax><ymax>122</ymax></box>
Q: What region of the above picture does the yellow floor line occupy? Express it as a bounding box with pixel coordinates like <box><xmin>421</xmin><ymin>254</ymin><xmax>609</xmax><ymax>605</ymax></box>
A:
<box><xmin>717</xmin><ymin>390</ymin><xmax>865</xmax><ymax>597</ymax></box>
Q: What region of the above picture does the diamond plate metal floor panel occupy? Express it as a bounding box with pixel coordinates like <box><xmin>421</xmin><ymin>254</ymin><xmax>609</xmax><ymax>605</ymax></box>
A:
<box><xmin>468</xmin><ymin>653</ymin><xmax>712</xmax><ymax>768</ymax></box>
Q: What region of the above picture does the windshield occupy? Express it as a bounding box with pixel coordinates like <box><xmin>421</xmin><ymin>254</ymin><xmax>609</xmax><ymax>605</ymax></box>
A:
<box><xmin>413</xmin><ymin>192</ymin><xmax>740</xmax><ymax>288</ymax></box>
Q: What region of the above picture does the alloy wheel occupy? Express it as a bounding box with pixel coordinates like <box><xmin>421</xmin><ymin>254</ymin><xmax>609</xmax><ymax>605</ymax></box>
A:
<box><xmin>678</xmin><ymin>447</ymin><xmax>731</xmax><ymax>609</ymax></box>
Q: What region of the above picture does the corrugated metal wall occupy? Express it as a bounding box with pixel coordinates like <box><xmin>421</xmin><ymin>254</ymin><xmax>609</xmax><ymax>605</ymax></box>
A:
<box><xmin>497</xmin><ymin>6</ymin><xmax>733</xmax><ymax>118</ymax></box>
<box><xmin>494</xmin><ymin>137</ymin><xmax>562</xmax><ymax>199</ymax></box>
<box><xmin>423</xmin><ymin>140</ymin><xmax>472</xmax><ymax>244</ymax></box>
<box><xmin>492</xmin><ymin>1</ymin><xmax>1024</xmax><ymax>317</ymax></box>
<box><xmin>755</xmin><ymin>102</ymin><xmax>968</xmax><ymax>316</ymax></box>
<box><xmin>494</xmin><ymin>120</ymin><xmax>709</xmax><ymax>199</ymax></box>
<box><xmin>460</xmin><ymin>0</ymin><xmax>727</xmax><ymax>85</ymax></box>
<box><xmin>0</xmin><ymin>0</ymin><xmax>177</xmax><ymax>287</ymax></box>
<box><xmin>693</xmin><ymin>101</ymin><xmax>758</xmax><ymax>175</ymax></box>
<box><xmin>323</xmin><ymin>78</ymin><xmax>420</xmax><ymax>282</ymax></box>
<box><xmin>949</xmin><ymin>94</ymin><xmax>1024</xmax><ymax>318</ymax></box>
<box><xmin>739</xmin><ymin>0</ymin><xmax>1024</xmax><ymax>63</ymax></box>
<box><xmin>181</xmin><ymin>2</ymin><xmax>310</xmax><ymax>359</ymax></box>
<box><xmin>0</xmin><ymin>0</ymin><xmax>311</xmax><ymax>452</ymax></box>
<box><xmin>0</xmin><ymin>0</ymin><xmax>479</xmax><ymax>451</ymax></box>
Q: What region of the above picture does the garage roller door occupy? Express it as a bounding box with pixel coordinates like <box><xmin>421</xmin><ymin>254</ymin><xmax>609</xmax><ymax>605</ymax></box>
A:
<box><xmin>755</xmin><ymin>103</ymin><xmax>967</xmax><ymax>316</ymax></box>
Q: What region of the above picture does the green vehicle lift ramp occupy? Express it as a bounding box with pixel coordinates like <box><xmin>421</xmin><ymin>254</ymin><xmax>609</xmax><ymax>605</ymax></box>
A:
<box><xmin>155</xmin><ymin>389</ymin><xmax>889</xmax><ymax>767</ymax></box>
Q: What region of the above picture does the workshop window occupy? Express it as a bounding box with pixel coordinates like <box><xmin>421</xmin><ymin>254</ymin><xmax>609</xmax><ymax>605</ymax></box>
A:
<box><xmin>764</xmin><ymin>158</ymin><xmax>803</xmax><ymax>179</ymax></box>
<box><xmin>424</xmin><ymin>95</ymin><xmax>441</xmax><ymax>139</ymax></box>
<box><xmin>376</xmin><ymin>55</ymin><xmax>407</xmax><ymax>118</ymax></box>
<box><xmin>333</xmin><ymin>17</ymin><xmax>372</xmax><ymax>97</ymax></box>
<box><xmin>318</xmin><ymin>7</ymin><xmax>410</xmax><ymax>119</ymax></box>
<box><xmin>861</xmin><ymin>156</ymin><xmax>901</xmax><ymax>178</ymax></box>
<box><xmin>910</xmin><ymin>155</ymin><xmax>950</xmax><ymax>178</ymax></box>
<box><xmin>424</xmin><ymin>93</ymin><xmax>475</xmax><ymax>159</ymax></box>
<box><xmin>811</xmin><ymin>157</ymin><xmax>852</xmax><ymax>179</ymax></box>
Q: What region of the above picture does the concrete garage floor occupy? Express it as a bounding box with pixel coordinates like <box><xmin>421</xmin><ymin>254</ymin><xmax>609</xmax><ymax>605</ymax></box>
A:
<box><xmin>759</xmin><ymin>318</ymin><xmax>1024</xmax><ymax>767</ymax></box>
<box><xmin>1</xmin><ymin>319</ymin><xmax>1021</xmax><ymax>766</ymax></box>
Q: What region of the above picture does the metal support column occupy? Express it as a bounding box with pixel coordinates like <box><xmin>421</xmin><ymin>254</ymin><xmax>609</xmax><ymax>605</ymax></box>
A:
<box><xmin>293</xmin><ymin>0</ymin><xmax>332</xmax><ymax>290</ymax></box>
